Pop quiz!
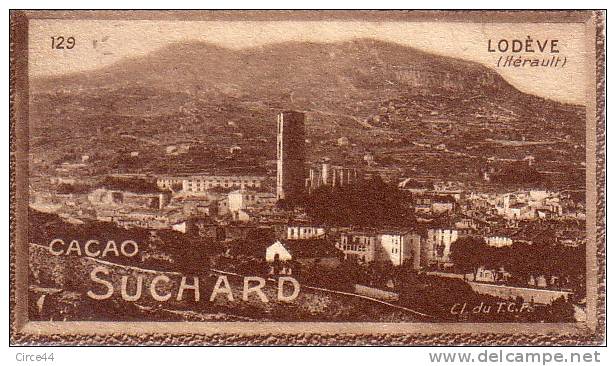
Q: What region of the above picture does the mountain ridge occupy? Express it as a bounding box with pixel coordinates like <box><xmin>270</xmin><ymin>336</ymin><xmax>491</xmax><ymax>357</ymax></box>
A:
<box><xmin>28</xmin><ymin>38</ymin><xmax>586</xmax><ymax>188</ymax></box>
<box><xmin>32</xmin><ymin>39</ymin><xmax>517</xmax><ymax>97</ymax></box>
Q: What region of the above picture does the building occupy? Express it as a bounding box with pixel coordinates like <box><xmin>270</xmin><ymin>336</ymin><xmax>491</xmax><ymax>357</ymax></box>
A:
<box><xmin>266</xmin><ymin>240</ymin><xmax>293</xmax><ymax>262</ymax></box>
<box><xmin>285</xmin><ymin>223</ymin><xmax>326</xmax><ymax>240</ymax></box>
<box><xmin>506</xmin><ymin>203</ymin><xmax>531</xmax><ymax>220</ymax></box>
<box><xmin>536</xmin><ymin>209</ymin><xmax>554</xmax><ymax>219</ymax></box>
<box><xmin>425</xmin><ymin>228</ymin><xmax>463</xmax><ymax>268</ymax></box>
<box><xmin>306</xmin><ymin>163</ymin><xmax>360</xmax><ymax>193</ymax></box>
<box><xmin>157</xmin><ymin>175</ymin><xmax>266</xmax><ymax>193</ymax></box>
<box><xmin>337</xmin><ymin>229</ymin><xmax>422</xmax><ymax>269</ymax></box>
<box><xmin>474</xmin><ymin>266</ymin><xmax>512</xmax><ymax>283</ymax></box>
<box><xmin>106</xmin><ymin>208</ymin><xmax>182</xmax><ymax>229</ymax></box>
<box><xmin>50</xmin><ymin>177</ymin><xmax>76</xmax><ymax>185</ymax></box>
<box><xmin>88</xmin><ymin>188</ymin><xmax>171</xmax><ymax>210</ymax></box>
<box><xmin>484</xmin><ymin>235</ymin><xmax>513</xmax><ymax>247</ymax></box>
<box><xmin>171</xmin><ymin>217</ymin><xmax>224</xmax><ymax>240</ymax></box>
<box><xmin>337</xmin><ymin>231</ymin><xmax>379</xmax><ymax>263</ymax></box>
<box><xmin>378</xmin><ymin>230</ymin><xmax>422</xmax><ymax>268</ymax></box>
<box><xmin>496</xmin><ymin>194</ymin><xmax>534</xmax><ymax>220</ymax></box>
<box><xmin>265</xmin><ymin>239</ymin><xmax>341</xmax><ymax>268</ymax></box>
<box><xmin>276</xmin><ymin>111</ymin><xmax>306</xmax><ymax>202</ymax></box>
<box><xmin>173</xmin><ymin>195</ymin><xmax>219</xmax><ymax>216</ymax></box>
<box><xmin>413</xmin><ymin>194</ymin><xmax>456</xmax><ymax>215</ymax></box>
<box><xmin>227</xmin><ymin>189</ymin><xmax>277</xmax><ymax>222</ymax></box>
<box><xmin>156</xmin><ymin>177</ymin><xmax>184</xmax><ymax>191</ymax></box>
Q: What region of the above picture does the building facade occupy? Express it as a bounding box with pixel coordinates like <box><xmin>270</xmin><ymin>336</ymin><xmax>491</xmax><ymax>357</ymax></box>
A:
<box><xmin>286</xmin><ymin>224</ymin><xmax>326</xmax><ymax>240</ymax></box>
<box><xmin>338</xmin><ymin>231</ymin><xmax>378</xmax><ymax>263</ymax></box>
<box><xmin>425</xmin><ymin>228</ymin><xmax>460</xmax><ymax>268</ymax></box>
<box><xmin>378</xmin><ymin>231</ymin><xmax>421</xmax><ymax>268</ymax></box>
<box><xmin>484</xmin><ymin>235</ymin><xmax>513</xmax><ymax>247</ymax></box>
<box><xmin>157</xmin><ymin>175</ymin><xmax>266</xmax><ymax>193</ymax></box>
<box><xmin>337</xmin><ymin>229</ymin><xmax>422</xmax><ymax>269</ymax></box>
<box><xmin>306</xmin><ymin>163</ymin><xmax>359</xmax><ymax>193</ymax></box>
<box><xmin>227</xmin><ymin>189</ymin><xmax>277</xmax><ymax>222</ymax></box>
<box><xmin>276</xmin><ymin>111</ymin><xmax>306</xmax><ymax>202</ymax></box>
<box><xmin>88</xmin><ymin>188</ymin><xmax>171</xmax><ymax>210</ymax></box>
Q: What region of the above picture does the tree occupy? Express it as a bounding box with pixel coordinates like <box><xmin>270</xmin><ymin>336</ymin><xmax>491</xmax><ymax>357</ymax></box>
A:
<box><xmin>546</xmin><ymin>296</ymin><xmax>575</xmax><ymax>322</ymax></box>
<box><xmin>449</xmin><ymin>236</ymin><xmax>486</xmax><ymax>281</ymax></box>
<box><xmin>484</xmin><ymin>245</ymin><xmax>511</xmax><ymax>283</ymax></box>
<box><xmin>505</xmin><ymin>242</ymin><xmax>534</xmax><ymax>286</ymax></box>
<box><xmin>303</xmin><ymin>178</ymin><xmax>414</xmax><ymax>227</ymax></box>
<box><xmin>393</xmin><ymin>259</ymin><xmax>418</xmax><ymax>289</ymax></box>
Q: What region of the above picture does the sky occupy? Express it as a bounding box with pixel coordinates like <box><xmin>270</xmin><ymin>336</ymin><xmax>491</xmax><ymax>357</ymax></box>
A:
<box><xmin>29</xmin><ymin>20</ymin><xmax>589</xmax><ymax>104</ymax></box>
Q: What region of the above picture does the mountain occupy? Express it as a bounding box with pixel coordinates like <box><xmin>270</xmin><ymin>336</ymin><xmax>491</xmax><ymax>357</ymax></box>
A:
<box><xmin>28</xmin><ymin>39</ymin><xmax>585</xmax><ymax>188</ymax></box>
<box><xmin>33</xmin><ymin>39</ymin><xmax>509</xmax><ymax>97</ymax></box>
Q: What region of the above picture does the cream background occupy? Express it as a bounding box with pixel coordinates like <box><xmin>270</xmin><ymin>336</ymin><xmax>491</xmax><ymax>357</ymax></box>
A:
<box><xmin>29</xmin><ymin>20</ymin><xmax>587</xmax><ymax>104</ymax></box>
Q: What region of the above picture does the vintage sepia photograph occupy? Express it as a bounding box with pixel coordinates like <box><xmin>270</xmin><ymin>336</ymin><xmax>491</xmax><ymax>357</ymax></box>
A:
<box><xmin>9</xmin><ymin>9</ymin><xmax>605</xmax><ymax>346</ymax></box>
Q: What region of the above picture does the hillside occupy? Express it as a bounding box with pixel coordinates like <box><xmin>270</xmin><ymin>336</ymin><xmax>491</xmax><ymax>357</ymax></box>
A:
<box><xmin>28</xmin><ymin>39</ymin><xmax>586</xmax><ymax>189</ymax></box>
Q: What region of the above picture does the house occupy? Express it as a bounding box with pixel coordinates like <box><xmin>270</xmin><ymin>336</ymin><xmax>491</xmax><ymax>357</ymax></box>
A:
<box><xmin>536</xmin><ymin>209</ymin><xmax>554</xmax><ymax>219</ymax></box>
<box><xmin>484</xmin><ymin>235</ymin><xmax>513</xmax><ymax>247</ymax></box>
<box><xmin>474</xmin><ymin>266</ymin><xmax>512</xmax><ymax>283</ymax></box>
<box><xmin>265</xmin><ymin>240</ymin><xmax>293</xmax><ymax>262</ymax></box>
<box><xmin>425</xmin><ymin>227</ymin><xmax>464</xmax><ymax>268</ymax></box>
<box><xmin>506</xmin><ymin>203</ymin><xmax>530</xmax><ymax>220</ymax></box>
<box><xmin>50</xmin><ymin>177</ymin><xmax>76</xmax><ymax>185</ymax></box>
<box><xmin>337</xmin><ymin>229</ymin><xmax>422</xmax><ymax>269</ymax></box>
<box><xmin>412</xmin><ymin>194</ymin><xmax>456</xmax><ymax>215</ymax></box>
<box><xmin>337</xmin><ymin>230</ymin><xmax>378</xmax><ymax>263</ymax></box>
<box><xmin>232</xmin><ymin>209</ymin><xmax>252</xmax><ymax>222</ymax></box>
<box><xmin>155</xmin><ymin>177</ymin><xmax>184</xmax><ymax>191</ymax></box>
<box><xmin>413</xmin><ymin>196</ymin><xmax>432</xmax><ymax>214</ymax></box>
<box><xmin>285</xmin><ymin>223</ymin><xmax>326</xmax><ymax>240</ymax></box>
<box><xmin>227</xmin><ymin>189</ymin><xmax>278</xmax><ymax>222</ymax></box>
<box><xmin>265</xmin><ymin>239</ymin><xmax>342</xmax><ymax>268</ymax></box>
<box><xmin>171</xmin><ymin>217</ymin><xmax>223</xmax><ymax>240</ymax></box>
<box><xmin>432</xmin><ymin>200</ymin><xmax>455</xmax><ymax>214</ymax></box>
<box><xmin>378</xmin><ymin>229</ymin><xmax>422</xmax><ymax>268</ymax></box>
<box><xmin>156</xmin><ymin>175</ymin><xmax>266</xmax><ymax>194</ymax></box>
<box><xmin>175</xmin><ymin>196</ymin><xmax>219</xmax><ymax>216</ymax></box>
<box><xmin>455</xmin><ymin>216</ymin><xmax>479</xmax><ymax>230</ymax></box>
<box><xmin>88</xmin><ymin>188</ymin><xmax>171</xmax><ymax>210</ymax></box>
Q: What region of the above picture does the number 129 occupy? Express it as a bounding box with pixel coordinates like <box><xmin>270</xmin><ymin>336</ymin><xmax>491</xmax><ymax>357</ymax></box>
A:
<box><xmin>51</xmin><ymin>36</ymin><xmax>75</xmax><ymax>49</ymax></box>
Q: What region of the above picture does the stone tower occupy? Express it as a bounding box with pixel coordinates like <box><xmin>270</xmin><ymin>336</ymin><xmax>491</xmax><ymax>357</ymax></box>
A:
<box><xmin>276</xmin><ymin>111</ymin><xmax>306</xmax><ymax>202</ymax></box>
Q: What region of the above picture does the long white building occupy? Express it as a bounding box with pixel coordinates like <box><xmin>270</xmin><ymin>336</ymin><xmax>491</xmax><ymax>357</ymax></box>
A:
<box><xmin>157</xmin><ymin>175</ymin><xmax>266</xmax><ymax>193</ymax></box>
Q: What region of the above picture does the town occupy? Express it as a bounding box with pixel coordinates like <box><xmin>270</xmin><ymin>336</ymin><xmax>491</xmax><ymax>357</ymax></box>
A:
<box><xmin>28</xmin><ymin>110</ymin><xmax>587</xmax><ymax>322</ymax></box>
